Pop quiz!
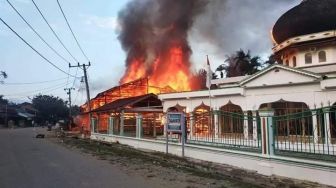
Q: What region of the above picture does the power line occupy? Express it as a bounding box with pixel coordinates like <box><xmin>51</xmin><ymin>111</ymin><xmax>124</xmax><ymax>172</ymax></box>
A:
<box><xmin>56</xmin><ymin>0</ymin><xmax>90</xmax><ymax>63</ymax></box>
<box><xmin>4</xmin><ymin>81</ymin><xmax>69</xmax><ymax>96</ymax></box>
<box><xmin>6</xmin><ymin>0</ymin><xmax>73</xmax><ymax>65</ymax></box>
<box><xmin>71</xmin><ymin>67</ymin><xmax>79</xmax><ymax>88</ymax></box>
<box><xmin>3</xmin><ymin>77</ymin><xmax>68</xmax><ymax>85</ymax></box>
<box><xmin>31</xmin><ymin>0</ymin><xmax>79</xmax><ymax>63</ymax></box>
<box><xmin>0</xmin><ymin>17</ymin><xmax>77</xmax><ymax>77</ymax></box>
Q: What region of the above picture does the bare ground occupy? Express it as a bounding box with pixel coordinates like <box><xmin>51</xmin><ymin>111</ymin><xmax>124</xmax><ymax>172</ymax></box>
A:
<box><xmin>50</xmin><ymin>134</ymin><xmax>332</xmax><ymax>188</ymax></box>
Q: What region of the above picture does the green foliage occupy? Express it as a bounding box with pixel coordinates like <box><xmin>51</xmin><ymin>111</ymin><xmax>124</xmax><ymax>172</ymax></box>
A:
<box><xmin>215</xmin><ymin>49</ymin><xmax>280</xmax><ymax>78</ymax></box>
<box><xmin>0</xmin><ymin>95</ymin><xmax>8</xmax><ymax>105</ymax></box>
<box><xmin>32</xmin><ymin>94</ymin><xmax>69</xmax><ymax>123</ymax></box>
<box><xmin>70</xmin><ymin>105</ymin><xmax>80</xmax><ymax>116</ymax></box>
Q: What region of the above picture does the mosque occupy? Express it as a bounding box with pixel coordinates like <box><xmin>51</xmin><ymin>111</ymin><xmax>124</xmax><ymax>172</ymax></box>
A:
<box><xmin>159</xmin><ymin>0</ymin><xmax>336</xmax><ymax>146</ymax></box>
<box><xmin>89</xmin><ymin>1</ymin><xmax>336</xmax><ymax>185</ymax></box>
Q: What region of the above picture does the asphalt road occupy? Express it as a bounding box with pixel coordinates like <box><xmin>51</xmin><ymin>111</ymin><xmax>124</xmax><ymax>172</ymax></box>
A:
<box><xmin>0</xmin><ymin>127</ymin><xmax>169</xmax><ymax>188</ymax></box>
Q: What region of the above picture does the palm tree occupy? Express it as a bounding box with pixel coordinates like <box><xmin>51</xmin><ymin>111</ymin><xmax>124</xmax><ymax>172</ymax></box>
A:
<box><xmin>216</xmin><ymin>49</ymin><xmax>261</xmax><ymax>78</ymax></box>
<box><xmin>0</xmin><ymin>71</ymin><xmax>7</xmax><ymax>84</ymax></box>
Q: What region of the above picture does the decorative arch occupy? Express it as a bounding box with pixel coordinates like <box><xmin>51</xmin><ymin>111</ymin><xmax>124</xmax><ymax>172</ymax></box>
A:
<box><xmin>220</xmin><ymin>101</ymin><xmax>243</xmax><ymax>113</ymax></box>
<box><xmin>167</xmin><ymin>103</ymin><xmax>186</xmax><ymax>113</ymax></box>
<box><xmin>259</xmin><ymin>99</ymin><xmax>312</xmax><ymax>138</ymax></box>
<box><xmin>219</xmin><ymin>101</ymin><xmax>244</xmax><ymax>136</ymax></box>
<box><xmin>318</xmin><ymin>51</ymin><xmax>326</xmax><ymax>62</ymax></box>
<box><xmin>193</xmin><ymin>102</ymin><xmax>211</xmax><ymax>134</ymax></box>
<box><xmin>305</xmin><ymin>53</ymin><xmax>312</xmax><ymax>64</ymax></box>
<box><xmin>292</xmin><ymin>56</ymin><xmax>297</xmax><ymax>67</ymax></box>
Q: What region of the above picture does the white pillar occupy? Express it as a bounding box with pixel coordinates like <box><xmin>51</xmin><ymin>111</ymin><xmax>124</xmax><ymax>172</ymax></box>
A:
<box><xmin>214</xmin><ymin>110</ymin><xmax>219</xmax><ymax>139</ymax></box>
<box><xmin>136</xmin><ymin>113</ymin><xmax>142</xmax><ymax>138</ymax></box>
<box><xmin>120</xmin><ymin>110</ymin><xmax>124</xmax><ymax>136</ymax></box>
<box><xmin>252</xmin><ymin>111</ymin><xmax>258</xmax><ymax>141</ymax></box>
<box><xmin>163</xmin><ymin>114</ymin><xmax>167</xmax><ymax>137</ymax></box>
<box><xmin>312</xmin><ymin>111</ymin><xmax>318</xmax><ymax>144</ymax></box>
<box><xmin>243</xmin><ymin>112</ymin><xmax>249</xmax><ymax>140</ymax></box>
<box><xmin>153</xmin><ymin>113</ymin><xmax>157</xmax><ymax>137</ymax></box>
<box><xmin>108</xmin><ymin>116</ymin><xmax>114</xmax><ymax>135</ymax></box>
<box><xmin>189</xmin><ymin>113</ymin><xmax>194</xmax><ymax>138</ymax></box>
<box><xmin>259</xmin><ymin>110</ymin><xmax>275</xmax><ymax>157</ymax></box>
<box><xmin>323</xmin><ymin>108</ymin><xmax>331</xmax><ymax>145</ymax></box>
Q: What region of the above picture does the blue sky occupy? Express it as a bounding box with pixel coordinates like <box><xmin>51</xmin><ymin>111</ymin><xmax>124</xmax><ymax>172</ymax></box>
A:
<box><xmin>0</xmin><ymin>0</ymin><xmax>299</xmax><ymax>105</ymax></box>
<box><xmin>0</xmin><ymin>0</ymin><xmax>128</xmax><ymax>105</ymax></box>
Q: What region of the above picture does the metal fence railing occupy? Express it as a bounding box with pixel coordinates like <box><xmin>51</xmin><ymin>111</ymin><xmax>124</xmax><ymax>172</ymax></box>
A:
<box><xmin>186</xmin><ymin>111</ymin><xmax>262</xmax><ymax>153</ymax></box>
<box><xmin>273</xmin><ymin>107</ymin><xmax>336</xmax><ymax>162</ymax></box>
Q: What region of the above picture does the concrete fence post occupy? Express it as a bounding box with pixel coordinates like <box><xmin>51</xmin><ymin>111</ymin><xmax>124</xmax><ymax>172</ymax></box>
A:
<box><xmin>136</xmin><ymin>113</ymin><xmax>143</xmax><ymax>138</ymax></box>
<box><xmin>259</xmin><ymin>110</ymin><xmax>275</xmax><ymax>157</ymax></box>
<box><xmin>91</xmin><ymin>117</ymin><xmax>97</xmax><ymax>133</ymax></box>
<box><xmin>120</xmin><ymin>110</ymin><xmax>124</xmax><ymax>136</ymax></box>
<box><xmin>323</xmin><ymin>108</ymin><xmax>331</xmax><ymax>145</ymax></box>
<box><xmin>214</xmin><ymin>110</ymin><xmax>219</xmax><ymax>139</ymax></box>
<box><xmin>312</xmin><ymin>111</ymin><xmax>319</xmax><ymax>144</ymax></box>
<box><xmin>252</xmin><ymin>111</ymin><xmax>258</xmax><ymax>141</ymax></box>
<box><xmin>108</xmin><ymin>116</ymin><xmax>114</xmax><ymax>135</ymax></box>
<box><xmin>243</xmin><ymin>111</ymin><xmax>249</xmax><ymax>140</ymax></box>
<box><xmin>189</xmin><ymin>113</ymin><xmax>194</xmax><ymax>139</ymax></box>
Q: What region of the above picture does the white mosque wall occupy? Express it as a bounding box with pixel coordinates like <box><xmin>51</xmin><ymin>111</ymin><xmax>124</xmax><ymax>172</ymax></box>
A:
<box><xmin>91</xmin><ymin>133</ymin><xmax>336</xmax><ymax>187</ymax></box>
<box><xmin>160</xmin><ymin>83</ymin><xmax>336</xmax><ymax>112</ymax></box>
<box><xmin>283</xmin><ymin>45</ymin><xmax>336</xmax><ymax>68</ymax></box>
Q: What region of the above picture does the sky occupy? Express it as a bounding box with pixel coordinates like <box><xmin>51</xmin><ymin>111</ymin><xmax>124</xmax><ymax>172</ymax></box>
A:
<box><xmin>0</xmin><ymin>0</ymin><xmax>300</xmax><ymax>105</ymax></box>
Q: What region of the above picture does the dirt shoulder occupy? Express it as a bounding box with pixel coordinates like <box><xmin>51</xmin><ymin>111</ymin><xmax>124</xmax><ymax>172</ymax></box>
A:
<box><xmin>49</xmin><ymin>135</ymin><xmax>330</xmax><ymax>188</ymax></box>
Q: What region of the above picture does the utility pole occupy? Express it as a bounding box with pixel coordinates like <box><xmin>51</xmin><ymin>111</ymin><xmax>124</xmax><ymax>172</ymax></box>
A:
<box><xmin>64</xmin><ymin>87</ymin><xmax>75</xmax><ymax>117</ymax></box>
<box><xmin>69</xmin><ymin>62</ymin><xmax>91</xmax><ymax>132</ymax></box>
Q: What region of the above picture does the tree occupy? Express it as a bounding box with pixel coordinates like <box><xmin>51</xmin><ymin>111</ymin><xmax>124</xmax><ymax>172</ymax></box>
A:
<box><xmin>0</xmin><ymin>95</ymin><xmax>8</xmax><ymax>105</ymax></box>
<box><xmin>70</xmin><ymin>105</ymin><xmax>80</xmax><ymax>116</ymax></box>
<box><xmin>32</xmin><ymin>94</ymin><xmax>69</xmax><ymax>124</ymax></box>
<box><xmin>0</xmin><ymin>71</ymin><xmax>7</xmax><ymax>84</ymax></box>
<box><xmin>216</xmin><ymin>49</ymin><xmax>262</xmax><ymax>78</ymax></box>
<box><xmin>263</xmin><ymin>54</ymin><xmax>277</xmax><ymax>67</ymax></box>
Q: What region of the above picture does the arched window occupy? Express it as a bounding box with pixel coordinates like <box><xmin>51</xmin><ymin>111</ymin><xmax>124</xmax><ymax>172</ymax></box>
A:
<box><xmin>285</xmin><ymin>60</ymin><xmax>289</xmax><ymax>66</ymax></box>
<box><xmin>318</xmin><ymin>51</ymin><xmax>326</xmax><ymax>62</ymax></box>
<box><xmin>292</xmin><ymin>56</ymin><xmax>297</xmax><ymax>67</ymax></box>
<box><xmin>305</xmin><ymin>53</ymin><xmax>312</xmax><ymax>64</ymax></box>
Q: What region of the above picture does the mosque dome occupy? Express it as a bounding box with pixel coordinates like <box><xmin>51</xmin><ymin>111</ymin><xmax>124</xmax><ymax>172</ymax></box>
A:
<box><xmin>272</xmin><ymin>0</ymin><xmax>336</xmax><ymax>44</ymax></box>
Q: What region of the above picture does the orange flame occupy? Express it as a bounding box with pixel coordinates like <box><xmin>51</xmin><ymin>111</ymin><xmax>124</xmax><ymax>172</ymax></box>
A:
<box><xmin>120</xmin><ymin>46</ymin><xmax>192</xmax><ymax>92</ymax></box>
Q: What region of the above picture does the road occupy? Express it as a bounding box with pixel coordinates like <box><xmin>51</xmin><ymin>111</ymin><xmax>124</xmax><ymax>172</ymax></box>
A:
<box><xmin>0</xmin><ymin>127</ymin><xmax>172</xmax><ymax>188</ymax></box>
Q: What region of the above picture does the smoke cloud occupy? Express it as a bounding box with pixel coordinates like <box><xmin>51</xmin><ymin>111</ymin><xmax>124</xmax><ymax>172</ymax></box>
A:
<box><xmin>190</xmin><ymin>0</ymin><xmax>300</xmax><ymax>66</ymax></box>
<box><xmin>117</xmin><ymin>0</ymin><xmax>301</xmax><ymax>86</ymax></box>
<box><xmin>117</xmin><ymin>0</ymin><xmax>209</xmax><ymax>85</ymax></box>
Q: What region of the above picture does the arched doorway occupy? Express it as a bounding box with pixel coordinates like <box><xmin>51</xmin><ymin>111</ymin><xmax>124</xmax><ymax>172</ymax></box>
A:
<box><xmin>167</xmin><ymin>104</ymin><xmax>186</xmax><ymax>113</ymax></box>
<box><xmin>259</xmin><ymin>99</ymin><xmax>312</xmax><ymax>142</ymax></box>
<box><xmin>193</xmin><ymin>103</ymin><xmax>211</xmax><ymax>136</ymax></box>
<box><xmin>219</xmin><ymin>101</ymin><xmax>244</xmax><ymax>138</ymax></box>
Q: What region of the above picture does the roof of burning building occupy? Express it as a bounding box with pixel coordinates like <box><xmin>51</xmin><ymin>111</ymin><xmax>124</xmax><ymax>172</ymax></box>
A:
<box><xmin>91</xmin><ymin>93</ymin><xmax>162</xmax><ymax>113</ymax></box>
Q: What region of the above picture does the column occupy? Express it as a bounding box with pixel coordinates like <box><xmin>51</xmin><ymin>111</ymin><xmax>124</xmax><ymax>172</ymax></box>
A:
<box><xmin>189</xmin><ymin>113</ymin><xmax>194</xmax><ymax>139</ymax></box>
<box><xmin>120</xmin><ymin>110</ymin><xmax>124</xmax><ymax>136</ymax></box>
<box><xmin>243</xmin><ymin>111</ymin><xmax>249</xmax><ymax>140</ymax></box>
<box><xmin>259</xmin><ymin>110</ymin><xmax>275</xmax><ymax>156</ymax></box>
<box><xmin>90</xmin><ymin>117</ymin><xmax>97</xmax><ymax>133</ymax></box>
<box><xmin>252</xmin><ymin>111</ymin><xmax>258</xmax><ymax>141</ymax></box>
<box><xmin>163</xmin><ymin>114</ymin><xmax>167</xmax><ymax>137</ymax></box>
<box><xmin>108</xmin><ymin>116</ymin><xmax>114</xmax><ymax>135</ymax></box>
<box><xmin>323</xmin><ymin>108</ymin><xmax>331</xmax><ymax>145</ymax></box>
<box><xmin>153</xmin><ymin>113</ymin><xmax>157</xmax><ymax>137</ymax></box>
<box><xmin>214</xmin><ymin>110</ymin><xmax>219</xmax><ymax>139</ymax></box>
<box><xmin>136</xmin><ymin>113</ymin><xmax>143</xmax><ymax>138</ymax></box>
<box><xmin>312</xmin><ymin>111</ymin><xmax>318</xmax><ymax>144</ymax></box>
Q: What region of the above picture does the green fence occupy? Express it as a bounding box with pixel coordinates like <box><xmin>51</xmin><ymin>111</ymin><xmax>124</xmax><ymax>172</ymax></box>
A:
<box><xmin>273</xmin><ymin>107</ymin><xmax>336</xmax><ymax>162</ymax></box>
<box><xmin>186</xmin><ymin>110</ymin><xmax>262</xmax><ymax>153</ymax></box>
